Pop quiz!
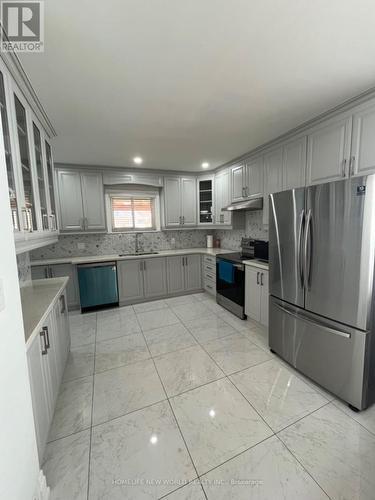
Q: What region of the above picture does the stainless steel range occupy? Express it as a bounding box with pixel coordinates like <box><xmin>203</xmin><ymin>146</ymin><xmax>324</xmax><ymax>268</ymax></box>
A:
<box><xmin>216</xmin><ymin>238</ymin><xmax>268</xmax><ymax>319</ymax></box>
<box><xmin>269</xmin><ymin>175</ymin><xmax>375</xmax><ymax>411</ymax></box>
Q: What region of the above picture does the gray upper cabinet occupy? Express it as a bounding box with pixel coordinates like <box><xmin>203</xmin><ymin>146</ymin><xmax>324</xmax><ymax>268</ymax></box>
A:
<box><xmin>263</xmin><ymin>147</ymin><xmax>283</xmax><ymax>225</ymax></box>
<box><xmin>282</xmin><ymin>136</ymin><xmax>307</xmax><ymax>190</ymax></box>
<box><xmin>246</xmin><ymin>156</ymin><xmax>264</xmax><ymax>198</ymax></box>
<box><xmin>166</xmin><ymin>256</ymin><xmax>185</xmax><ymax>294</ymax></box>
<box><xmin>306</xmin><ymin>114</ymin><xmax>352</xmax><ymax>185</ymax></box>
<box><xmin>143</xmin><ymin>258</ymin><xmax>167</xmax><ymax>298</ymax></box>
<box><xmin>164</xmin><ymin>176</ymin><xmax>196</xmax><ymax>227</ymax></box>
<box><xmin>214</xmin><ymin>168</ymin><xmax>231</xmax><ymax>225</ymax></box>
<box><xmin>230</xmin><ymin>164</ymin><xmax>246</xmax><ymax>202</ymax></box>
<box><xmin>118</xmin><ymin>259</ymin><xmax>144</xmax><ymax>303</ymax></box>
<box><xmin>184</xmin><ymin>254</ymin><xmax>201</xmax><ymax>291</ymax></box>
<box><xmin>57</xmin><ymin>169</ymin><xmax>106</xmax><ymax>232</ymax></box>
<box><xmin>351</xmin><ymin>98</ymin><xmax>375</xmax><ymax>177</ymax></box>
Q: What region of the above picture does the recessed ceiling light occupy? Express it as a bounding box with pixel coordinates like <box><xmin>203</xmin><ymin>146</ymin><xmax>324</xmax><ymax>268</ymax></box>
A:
<box><xmin>201</xmin><ymin>162</ymin><xmax>210</xmax><ymax>169</ymax></box>
<box><xmin>133</xmin><ymin>156</ymin><xmax>143</xmax><ymax>165</ymax></box>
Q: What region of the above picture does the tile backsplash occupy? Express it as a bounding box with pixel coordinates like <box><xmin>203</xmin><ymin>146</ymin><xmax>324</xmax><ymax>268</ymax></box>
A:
<box><xmin>30</xmin><ymin>230</ymin><xmax>211</xmax><ymax>260</ymax></box>
<box><xmin>17</xmin><ymin>252</ymin><xmax>31</xmax><ymax>287</ymax></box>
<box><xmin>214</xmin><ymin>211</ymin><xmax>268</xmax><ymax>250</ymax></box>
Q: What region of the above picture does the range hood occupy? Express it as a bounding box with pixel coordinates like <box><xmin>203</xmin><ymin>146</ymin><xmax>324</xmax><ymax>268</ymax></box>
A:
<box><xmin>222</xmin><ymin>197</ymin><xmax>263</xmax><ymax>211</ymax></box>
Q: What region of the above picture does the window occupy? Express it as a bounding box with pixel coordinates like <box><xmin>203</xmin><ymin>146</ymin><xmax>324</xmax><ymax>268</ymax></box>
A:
<box><xmin>111</xmin><ymin>195</ymin><xmax>156</xmax><ymax>231</ymax></box>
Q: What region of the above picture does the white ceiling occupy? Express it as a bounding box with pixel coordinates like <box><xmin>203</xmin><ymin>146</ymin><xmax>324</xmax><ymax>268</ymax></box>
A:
<box><xmin>19</xmin><ymin>0</ymin><xmax>375</xmax><ymax>172</ymax></box>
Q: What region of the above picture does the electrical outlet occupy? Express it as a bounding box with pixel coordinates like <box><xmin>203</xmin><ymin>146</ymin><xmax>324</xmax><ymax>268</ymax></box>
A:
<box><xmin>77</xmin><ymin>242</ymin><xmax>86</xmax><ymax>250</ymax></box>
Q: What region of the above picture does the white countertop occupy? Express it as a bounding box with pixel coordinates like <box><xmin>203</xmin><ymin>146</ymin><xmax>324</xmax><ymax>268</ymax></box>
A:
<box><xmin>21</xmin><ymin>277</ymin><xmax>69</xmax><ymax>346</ymax></box>
<box><xmin>243</xmin><ymin>259</ymin><xmax>269</xmax><ymax>270</ymax></box>
<box><xmin>30</xmin><ymin>247</ymin><xmax>233</xmax><ymax>266</ymax></box>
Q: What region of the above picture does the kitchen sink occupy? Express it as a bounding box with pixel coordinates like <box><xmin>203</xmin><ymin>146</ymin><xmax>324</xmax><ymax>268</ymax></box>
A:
<box><xmin>118</xmin><ymin>252</ymin><xmax>159</xmax><ymax>256</ymax></box>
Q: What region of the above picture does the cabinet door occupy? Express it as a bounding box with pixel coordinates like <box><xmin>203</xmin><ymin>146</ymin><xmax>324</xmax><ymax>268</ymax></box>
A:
<box><xmin>181</xmin><ymin>177</ymin><xmax>196</xmax><ymax>226</ymax></box>
<box><xmin>143</xmin><ymin>258</ymin><xmax>167</xmax><ymax>298</ymax></box>
<box><xmin>231</xmin><ymin>164</ymin><xmax>245</xmax><ymax>202</ymax></box>
<box><xmin>306</xmin><ymin>115</ymin><xmax>352</xmax><ymax>185</ymax></box>
<box><xmin>118</xmin><ymin>259</ymin><xmax>144</xmax><ymax>302</ymax></box>
<box><xmin>282</xmin><ymin>136</ymin><xmax>307</xmax><ymax>190</ymax></box>
<box><xmin>43</xmin><ymin>314</ymin><xmax>59</xmax><ymax>409</ymax></box>
<box><xmin>31</xmin><ymin>265</ymin><xmax>49</xmax><ymax>280</ymax></box>
<box><xmin>57</xmin><ymin>170</ymin><xmax>84</xmax><ymax>231</ymax></box>
<box><xmin>260</xmin><ymin>271</ymin><xmax>269</xmax><ymax>327</ymax></box>
<box><xmin>215</xmin><ymin>169</ymin><xmax>231</xmax><ymax>225</ymax></box>
<box><xmin>54</xmin><ymin>293</ymin><xmax>70</xmax><ymax>373</ymax></box>
<box><xmin>214</xmin><ymin>172</ymin><xmax>223</xmax><ymax>224</ymax></box>
<box><xmin>263</xmin><ymin>147</ymin><xmax>283</xmax><ymax>225</ymax></box>
<box><xmin>27</xmin><ymin>332</ymin><xmax>51</xmax><ymax>462</ymax></box>
<box><xmin>166</xmin><ymin>256</ymin><xmax>185</xmax><ymax>294</ymax></box>
<box><xmin>164</xmin><ymin>177</ymin><xmax>181</xmax><ymax>227</ymax></box>
<box><xmin>184</xmin><ymin>255</ymin><xmax>202</xmax><ymax>291</ymax></box>
<box><xmin>80</xmin><ymin>172</ymin><xmax>106</xmax><ymax>231</ymax></box>
<box><xmin>351</xmin><ymin>100</ymin><xmax>375</xmax><ymax>177</ymax></box>
<box><xmin>44</xmin><ymin>140</ymin><xmax>57</xmax><ymax>230</ymax></box>
<box><xmin>50</xmin><ymin>264</ymin><xmax>79</xmax><ymax>308</ymax></box>
<box><xmin>245</xmin><ymin>267</ymin><xmax>261</xmax><ymax>322</ymax></box>
<box><xmin>32</xmin><ymin>122</ymin><xmax>49</xmax><ymax>230</ymax></box>
<box><xmin>246</xmin><ymin>156</ymin><xmax>263</xmax><ymax>198</ymax></box>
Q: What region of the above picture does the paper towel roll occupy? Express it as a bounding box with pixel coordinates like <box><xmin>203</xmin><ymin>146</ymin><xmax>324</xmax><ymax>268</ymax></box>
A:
<box><xmin>207</xmin><ymin>235</ymin><xmax>213</xmax><ymax>248</ymax></box>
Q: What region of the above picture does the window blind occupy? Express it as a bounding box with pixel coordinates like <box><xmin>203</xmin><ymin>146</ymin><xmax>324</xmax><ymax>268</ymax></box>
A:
<box><xmin>111</xmin><ymin>197</ymin><xmax>154</xmax><ymax>230</ymax></box>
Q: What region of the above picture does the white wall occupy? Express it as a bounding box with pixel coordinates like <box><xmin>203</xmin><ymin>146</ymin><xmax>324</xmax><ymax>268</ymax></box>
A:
<box><xmin>0</xmin><ymin>124</ymin><xmax>40</xmax><ymax>495</ymax></box>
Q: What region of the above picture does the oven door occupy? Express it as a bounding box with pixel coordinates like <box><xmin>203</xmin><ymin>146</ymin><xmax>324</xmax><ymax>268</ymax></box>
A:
<box><xmin>216</xmin><ymin>258</ymin><xmax>245</xmax><ymax>316</ymax></box>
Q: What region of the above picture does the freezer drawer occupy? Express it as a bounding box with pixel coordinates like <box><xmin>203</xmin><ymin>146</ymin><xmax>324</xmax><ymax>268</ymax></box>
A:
<box><xmin>269</xmin><ymin>296</ymin><xmax>372</xmax><ymax>410</ymax></box>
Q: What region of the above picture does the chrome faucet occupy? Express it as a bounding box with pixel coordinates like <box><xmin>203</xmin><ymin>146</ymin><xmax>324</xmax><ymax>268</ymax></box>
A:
<box><xmin>135</xmin><ymin>232</ymin><xmax>142</xmax><ymax>254</ymax></box>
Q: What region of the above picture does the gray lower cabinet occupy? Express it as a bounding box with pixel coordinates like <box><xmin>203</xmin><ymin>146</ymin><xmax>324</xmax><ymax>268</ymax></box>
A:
<box><xmin>143</xmin><ymin>258</ymin><xmax>167</xmax><ymax>298</ymax></box>
<box><xmin>31</xmin><ymin>263</ymin><xmax>79</xmax><ymax>309</ymax></box>
<box><xmin>117</xmin><ymin>259</ymin><xmax>145</xmax><ymax>303</ymax></box>
<box><xmin>27</xmin><ymin>290</ymin><xmax>70</xmax><ymax>463</ymax></box>
<box><xmin>166</xmin><ymin>254</ymin><xmax>202</xmax><ymax>294</ymax></box>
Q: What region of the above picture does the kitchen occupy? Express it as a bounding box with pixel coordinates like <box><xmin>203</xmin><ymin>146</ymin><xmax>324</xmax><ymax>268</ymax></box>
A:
<box><xmin>2</xmin><ymin>2</ymin><xmax>375</xmax><ymax>499</ymax></box>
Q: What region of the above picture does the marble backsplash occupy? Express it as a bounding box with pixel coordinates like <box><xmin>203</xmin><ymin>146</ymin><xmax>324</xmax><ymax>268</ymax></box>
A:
<box><xmin>17</xmin><ymin>252</ymin><xmax>31</xmax><ymax>287</ymax></box>
<box><xmin>30</xmin><ymin>230</ymin><xmax>211</xmax><ymax>260</ymax></box>
<box><xmin>214</xmin><ymin>211</ymin><xmax>268</xmax><ymax>250</ymax></box>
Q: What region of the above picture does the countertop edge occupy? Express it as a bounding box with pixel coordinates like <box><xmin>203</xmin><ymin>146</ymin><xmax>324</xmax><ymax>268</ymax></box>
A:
<box><xmin>24</xmin><ymin>277</ymin><xmax>69</xmax><ymax>348</ymax></box>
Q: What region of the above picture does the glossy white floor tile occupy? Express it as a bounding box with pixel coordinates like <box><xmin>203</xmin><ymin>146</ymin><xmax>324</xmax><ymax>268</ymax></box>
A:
<box><xmin>92</xmin><ymin>359</ymin><xmax>166</xmax><ymax>426</ymax></box>
<box><xmin>89</xmin><ymin>401</ymin><xmax>196</xmax><ymax>500</ymax></box>
<box><xmin>171</xmin><ymin>378</ymin><xmax>272</xmax><ymax>475</ymax></box>
<box><xmin>48</xmin><ymin>376</ymin><xmax>93</xmax><ymax>441</ymax></box>
<box><xmin>279</xmin><ymin>403</ymin><xmax>375</xmax><ymax>500</ymax></box>
<box><xmin>230</xmin><ymin>360</ymin><xmax>328</xmax><ymax>432</ymax></box>
<box><xmin>183</xmin><ymin>314</ymin><xmax>236</xmax><ymax>343</ymax></box>
<box><xmin>45</xmin><ymin>294</ymin><xmax>375</xmax><ymax>499</ymax></box>
<box><xmin>202</xmin><ymin>435</ymin><xmax>329</xmax><ymax>499</ymax></box>
<box><xmin>94</xmin><ymin>333</ymin><xmax>150</xmax><ymax>373</ymax></box>
<box><xmin>154</xmin><ymin>344</ymin><xmax>224</xmax><ymax>397</ymax></box>
<box><xmin>203</xmin><ymin>333</ymin><xmax>272</xmax><ymax>375</ymax></box>
<box><xmin>43</xmin><ymin>429</ymin><xmax>90</xmax><ymax>500</ymax></box>
<box><xmin>63</xmin><ymin>344</ymin><xmax>95</xmax><ymax>382</ymax></box>
<box><xmin>143</xmin><ymin>323</ymin><xmax>197</xmax><ymax>357</ymax></box>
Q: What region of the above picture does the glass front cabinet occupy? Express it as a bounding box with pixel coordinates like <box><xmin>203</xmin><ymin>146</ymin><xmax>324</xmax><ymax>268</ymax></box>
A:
<box><xmin>0</xmin><ymin>57</ymin><xmax>58</xmax><ymax>253</ymax></box>
<box><xmin>197</xmin><ymin>176</ymin><xmax>214</xmax><ymax>225</ymax></box>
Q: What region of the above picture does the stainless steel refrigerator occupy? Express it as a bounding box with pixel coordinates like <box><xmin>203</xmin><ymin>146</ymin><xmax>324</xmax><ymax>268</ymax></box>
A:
<box><xmin>269</xmin><ymin>175</ymin><xmax>375</xmax><ymax>410</ymax></box>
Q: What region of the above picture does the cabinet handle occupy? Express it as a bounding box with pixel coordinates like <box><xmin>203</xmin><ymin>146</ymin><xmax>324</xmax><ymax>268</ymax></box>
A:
<box><xmin>182</xmin><ymin>216</ymin><xmax>185</xmax><ymax>225</ymax></box>
<box><xmin>44</xmin><ymin>267</ymin><xmax>49</xmax><ymax>279</ymax></box>
<box><xmin>28</xmin><ymin>209</ymin><xmax>33</xmax><ymax>232</ymax></box>
<box><xmin>80</xmin><ymin>218</ymin><xmax>84</xmax><ymax>230</ymax></box>
<box><xmin>260</xmin><ymin>273</ymin><xmax>264</xmax><ymax>286</ymax></box>
<box><xmin>256</xmin><ymin>272</ymin><xmax>260</xmax><ymax>285</ymax></box>
<box><xmin>342</xmin><ymin>158</ymin><xmax>347</xmax><ymax>177</ymax></box>
<box><xmin>206</xmin><ymin>284</ymin><xmax>213</xmax><ymax>289</ymax></box>
<box><xmin>60</xmin><ymin>294</ymin><xmax>66</xmax><ymax>314</ymax></box>
<box><xmin>40</xmin><ymin>330</ymin><xmax>48</xmax><ymax>355</ymax></box>
<box><xmin>349</xmin><ymin>156</ymin><xmax>356</xmax><ymax>176</ymax></box>
<box><xmin>43</xmin><ymin>326</ymin><xmax>50</xmax><ymax>349</ymax></box>
<box><xmin>49</xmin><ymin>267</ymin><xmax>54</xmax><ymax>278</ymax></box>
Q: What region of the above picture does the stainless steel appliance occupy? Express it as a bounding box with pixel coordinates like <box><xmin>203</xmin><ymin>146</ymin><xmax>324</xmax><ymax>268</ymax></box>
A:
<box><xmin>269</xmin><ymin>175</ymin><xmax>375</xmax><ymax>411</ymax></box>
<box><xmin>216</xmin><ymin>238</ymin><xmax>269</xmax><ymax>319</ymax></box>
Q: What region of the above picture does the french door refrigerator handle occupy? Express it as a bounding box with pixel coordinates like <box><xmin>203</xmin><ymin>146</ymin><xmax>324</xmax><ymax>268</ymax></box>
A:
<box><xmin>297</xmin><ymin>209</ymin><xmax>305</xmax><ymax>288</ymax></box>
<box><xmin>274</xmin><ymin>303</ymin><xmax>351</xmax><ymax>339</ymax></box>
<box><xmin>303</xmin><ymin>209</ymin><xmax>313</xmax><ymax>289</ymax></box>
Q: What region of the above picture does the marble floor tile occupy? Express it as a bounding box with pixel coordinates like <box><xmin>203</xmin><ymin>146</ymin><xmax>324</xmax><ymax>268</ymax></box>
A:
<box><xmin>154</xmin><ymin>345</ymin><xmax>224</xmax><ymax>397</ymax></box>
<box><xmin>63</xmin><ymin>344</ymin><xmax>95</xmax><ymax>382</ymax></box>
<box><xmin>171</xmin><ymin>378</ymin><xmax>272</xmax><ymax>475</ymax></box>
<box><xmin>191</xmin><ymin>292</ymin><xmax>214</xmax><ymax>302</ymax></box>
<box><xmin>183</xmin><ymin>315</ymin><xmax>236</xmax><ymax>344</ymax></box>
<box><xmin>240</xmin><ymin>323</ymin><xmax>270</xmax><ymax>351</ymax></box>
<box><xmin>136</xmin><ymin>308</ymin><xmax>180</xmax><ymax>331</ymax></box>
<box><xmin>69</xmin><ymin>313</ymin><xmax>96</xmax><ymax>348</ymax></box>
<box><xmin>217</xmin><ymin>310</ymin><xmax>252</xmax><ymax>332</ymax></box>
<box><xmin>163</xmin><ymin>481</ymin><xmax>206</xmax><ymax>499</ymax></box>
<box><xmin>92</xmin><ymin>359</ymin><xmax>166</xmax><ymax>425</ymax></box>
<box><xmin>96</xmin><ymin>311</ymin><xmax>141</xmax><ymax>341</ymax></box>
<box><xmin>48</xmin><ymin>376</ymin><xmax>93</xmax><ymax>442</ymax></box>
<box><xmin>230</xmin><ymin>360</ymin><xmax>328</xmax><ymax>432</ymax></box>
<box><xmin>165</xmin><ymin>295</ymin><xmax>197</xmax><ymax>307</ymax></box>
<box><xmin>95</xmin><ymin>333</ymin><xmax>150</xmax><ymax>373</ymax></box>
<box><xmin>202</xmin><ymin>435</ymin><xmax>328</xmax><ymax>499</ymax></box>
<box><xmin>133</xmin><ymin>299</ymin><xmax>169</xmax><ymax>314</ymax></box>
<box><xmin>143</xmin><ymin>323</ymin><xmax>197</xmax><ymax>357</ymax></box>
<box><xmin>97</xmin><ymin>305</ymin><xmax>134</xmax><ymax>318</ymax></box>
<box><xmin>171</xmin><ymin>302</ymin><xmax>213</xmax><ymax>323</ymax></box>
<box><xmin>204</xmin><ymin>300</ymin><xmax>229</xmax><ymax>315</ymax></box>
<box><xmin>89</xmin><ymin>401</ymin><xmax>196</xmax><ymax>500</ymax></box>
<box><xmin>203</xmin><ymin>334</ymin><xmax>272</xmax><ymax>375</ymax></box>
<box><xmin>279</xmin><ymin>403</ymin><xmax>375</xmax><ymax>500</ymax></box>
<box><xmin>333</xmin><ymin>398</ymin><xmax>375</xmax><ymax>436</ymax></box>
<box><xmin>43</xmin><ymin>429</ymin><xmax>90</xmax><ymax>500</ymax></box>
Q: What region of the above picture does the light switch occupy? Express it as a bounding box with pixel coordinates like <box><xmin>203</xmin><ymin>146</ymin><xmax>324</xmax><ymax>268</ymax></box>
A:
<box><xmin>0</xmin><ymin>278</ymin><xmax>5</xmax><ymax>312</ymax></box>
<box><xmin>77</xmin><ymin>242</ymin><xmax>86</xmax><ymax>250</ymax></box>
